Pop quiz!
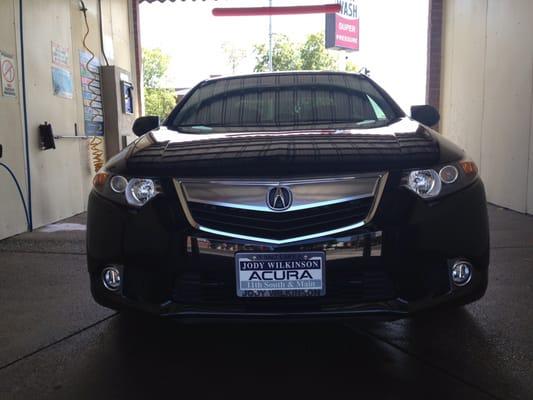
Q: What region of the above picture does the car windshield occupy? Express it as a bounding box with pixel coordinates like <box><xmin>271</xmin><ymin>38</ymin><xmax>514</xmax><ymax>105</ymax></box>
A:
<box><xmin>168</xmin><ymin>73</ymin><xmax>400</xmax><ymax>133</ymax></box>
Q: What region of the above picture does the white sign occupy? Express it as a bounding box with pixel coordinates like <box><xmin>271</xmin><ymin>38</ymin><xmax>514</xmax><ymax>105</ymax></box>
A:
<box><xmin>1</xmin><ymin>52</ymin><xmax>17</xmax><ymax>97</ymax></box>
<box><xmin>51</xmin><ymin>42</ymin><xmax>70</xmax><ymax>68</ymax></box>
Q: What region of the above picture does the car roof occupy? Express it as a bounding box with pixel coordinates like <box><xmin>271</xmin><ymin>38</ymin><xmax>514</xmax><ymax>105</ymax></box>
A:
<box><xmin>203</xmin><ymin>70</ymin><xmax>363</xmax><ymax>84</ymax></box>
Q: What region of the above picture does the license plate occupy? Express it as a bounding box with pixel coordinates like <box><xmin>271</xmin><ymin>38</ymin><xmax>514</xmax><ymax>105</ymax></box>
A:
<box><xmin>235</xmin><ymin>252</ymin><xmax>326</xmax><ymax>298</ymax></box>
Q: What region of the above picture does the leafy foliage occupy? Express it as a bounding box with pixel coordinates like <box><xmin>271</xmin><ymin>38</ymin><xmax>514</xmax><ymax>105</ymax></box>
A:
<box><xmin>144</xmin><ymin>88</ymin><xmax>176</xmax><ymax>120</ymax></box>
<box><xmin>143</xmin><ymin>48</ymin><xmax>170</xmax><ymax>88</ymax></box>
<box><xmin>345</xmin><ymin>60</ymin><xmax>359</xmax><ymax>72</ymax></box>
<box><xmin>299</xmin><ymin>33</ymin><xmax>336</xmax><ymax>71</ymax></box>
<box><xmin>142</xmin><ymin>48</ymin><xmax>176</xmax><ymax>119</ymax></box>
<box><xmin>254</xmin><ymin>34</ymin><xmax>301</xmax><ymax>72</ymax></box>
<box><xmin>254</xmin><ymin>32</ymin><xmax>337</xmax><ymax>72</ymax></box>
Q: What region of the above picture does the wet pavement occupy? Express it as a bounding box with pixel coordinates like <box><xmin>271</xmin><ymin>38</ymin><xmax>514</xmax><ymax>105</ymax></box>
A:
<box><xmin>0</xmin><ymin>206</ymin><xmax>532</xmax><ymax>399</ymax></box>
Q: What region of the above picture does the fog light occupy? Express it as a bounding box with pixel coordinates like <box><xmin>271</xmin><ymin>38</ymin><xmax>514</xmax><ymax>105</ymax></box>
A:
<box><xmin>102</xmin><ymin>266</ymin><xmax>121</xmax><ymax>291</ymax></box>
<box><xmin>451</xmin><ymin>261</ymin><xmax>472</xmax><ymax>286</ymax></box>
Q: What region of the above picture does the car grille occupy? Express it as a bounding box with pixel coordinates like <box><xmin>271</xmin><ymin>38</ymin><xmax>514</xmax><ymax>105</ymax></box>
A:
<box><xmin>175</xmin><ymin>174</ymin><xmax>387</xmax><ymax>243</ymax></box>
<box><xmin>187</xmin><ymin>197</ymin><xmax>374</xmax><ymax>241</ymax></box>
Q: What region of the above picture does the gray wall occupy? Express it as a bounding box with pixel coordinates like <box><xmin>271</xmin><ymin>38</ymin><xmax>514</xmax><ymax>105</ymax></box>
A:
<box><xmin>440</xmin><ymin>0</ymin><xmax>533</xmax><ymax>214</ymax></box>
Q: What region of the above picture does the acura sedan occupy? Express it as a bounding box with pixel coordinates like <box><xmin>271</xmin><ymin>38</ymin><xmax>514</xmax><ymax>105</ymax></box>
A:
<box><xmin>87</xmin><ymin>71</ymin><xmax>489</xmax><ymax>320</ymax></box>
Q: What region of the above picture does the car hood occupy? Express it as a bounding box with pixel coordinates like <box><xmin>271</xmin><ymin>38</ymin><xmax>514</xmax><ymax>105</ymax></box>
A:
<box><xmin>117</xmin><ymin>118</ymin><xmax>463</xmax><ymax>178</ymax></box>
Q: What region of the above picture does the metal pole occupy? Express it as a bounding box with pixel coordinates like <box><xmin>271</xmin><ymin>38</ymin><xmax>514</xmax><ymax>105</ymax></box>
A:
<box><xmin>268</xmin><ymin>0</ymin><xmax>273</xmax><ymax>71</ymax></box>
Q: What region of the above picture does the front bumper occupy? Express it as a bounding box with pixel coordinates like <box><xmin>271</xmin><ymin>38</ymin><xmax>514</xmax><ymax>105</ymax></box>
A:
<box><xmin>87</xmin><ymin>178</ymin><xmax>490</xmax><ymax>321</ymax></box>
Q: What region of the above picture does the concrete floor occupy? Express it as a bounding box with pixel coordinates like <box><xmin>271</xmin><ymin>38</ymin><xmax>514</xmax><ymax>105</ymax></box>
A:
<box><xmin>0</xmin><ymin>206</ymin><xmax>531</xmax><ymax>399</ymax></box>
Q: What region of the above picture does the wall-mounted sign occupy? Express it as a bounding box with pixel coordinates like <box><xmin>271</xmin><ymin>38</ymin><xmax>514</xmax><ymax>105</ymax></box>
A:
<box><xmin>79</xmin><ymin>51</ymin><xmax>104</xmax><ymax>136</ymax></box>
<box><xmin>325</xmin><ymin>0</ymin><xmax>359</xmax><ymax>51</ymax></box>
<box><xmin>51</xmin><ymin>42</ymin><xmax>70</xmax><ymax>68</ymax></box>
<box><xmin>1</xmin><ymin>52</ymin><xmax>17</xmax><ymax>97</ymax></box>
<box><xmin>52</xmin><ymin>66</ymin><xmax>73</xmax><ymax>99</ymax></box>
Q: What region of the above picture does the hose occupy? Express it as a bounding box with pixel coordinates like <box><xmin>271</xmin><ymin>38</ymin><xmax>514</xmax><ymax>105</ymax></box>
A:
<box><xmin>80</xmin><ymin>1</ymin><xmax>96</xmax><ymax>72</ymax></box>
<box><xmin>88</xmin><ymin>136</ymin><xmax>106</xmax><ymax>172</ymax></box>
<box><xmin>19</xmin><ymin>0</ymin><xmax>33</xmax><ymax>230</ymax></box>
<box><xmin>80</xmin><ymin>1</ymin><xmax>103</xmax><ymax>114</ymax></box>
<box><xmin>80</xmin><ymin>0</ymin><xmax>106</xmax><ymax>172</ymax></box>
<box><xmin>0</xmin><ymin>162</ymin><xmax>31</xmax><ymax>231</ymax></box>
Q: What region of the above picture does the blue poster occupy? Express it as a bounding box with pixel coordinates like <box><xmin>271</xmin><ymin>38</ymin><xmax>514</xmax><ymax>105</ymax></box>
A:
<box><xmin>52</xmin><ymin>66</ymin><xmax>73</xmax><ymax>99</ymax></box>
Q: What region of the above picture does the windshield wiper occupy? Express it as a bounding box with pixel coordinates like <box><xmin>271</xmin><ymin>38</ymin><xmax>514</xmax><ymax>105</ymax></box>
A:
<box><xmin>354</xmin><ymin>119</ymin><xmax>379</xmax><ymax>125</ymax></box>
<box><xmin>174</xmin><ymin>119</ymin><xmax>389</xmax><ymax>131</ymax></box>
<box><xmin>178</xmin><ymin>125</ymin><xmax>214</xmax><ymax>131</ymax></box>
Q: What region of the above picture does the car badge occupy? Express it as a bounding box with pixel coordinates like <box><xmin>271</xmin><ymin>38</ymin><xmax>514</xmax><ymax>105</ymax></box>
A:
<box><xmin>266</xmin><ymin>186</ymin><xmax>293</xmax><ymax>211</ymax></box>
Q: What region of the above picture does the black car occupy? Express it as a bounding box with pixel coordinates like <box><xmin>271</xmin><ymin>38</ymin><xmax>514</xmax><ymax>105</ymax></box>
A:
<box><xmin>87</xmin><ymin>71</ymin><xmax>489</xmax><ymax>320</ymax></box>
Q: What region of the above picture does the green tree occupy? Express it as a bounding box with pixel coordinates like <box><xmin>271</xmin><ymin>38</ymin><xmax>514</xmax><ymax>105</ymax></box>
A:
<box><xmin>253</xmin><ymin>34</ymin><xmax>301</xmax><ymax>72</ymax></box>
<box><xmin>142</xmin><ymin>48</ymin><xmax>176</xmax><ymax>119</ymax></box>
<box><xmin>143</xmin><ymin>48</ymin><xmax>170</xmax><ymax>88</ymax></box>
<box><xmin>253</xmin><ymin>32</ymin><xmax>339</xmax><ymax>72</ymax></box>
<box><xmin>345</xmin><ymin>60</ymin><xmax>359</xmax><ymax>72</ymax></box>
<box><xmin>144</xmin><ymin>88</ymin><xmax>176</xmax><ymax>120</ymax></box>
<box><xmin>300</xmin><ymin>33</ymin><xmax>336</xmax><ymax>70</ymax></box>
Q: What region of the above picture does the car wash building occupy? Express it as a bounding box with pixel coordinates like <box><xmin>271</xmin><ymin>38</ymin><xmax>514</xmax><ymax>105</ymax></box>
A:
<box><xmin>0</xmin><ymin>0</ymin><xmax>142</xmax><ymax>240</ymax></box>
<box><xmin>1</xmin><ymin>0</ymin><xmax>533</xmax><ymax>241</ymax></box>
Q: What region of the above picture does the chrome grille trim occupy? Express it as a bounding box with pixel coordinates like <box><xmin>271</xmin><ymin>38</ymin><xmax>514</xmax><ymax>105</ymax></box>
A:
<box><xmin>178</xmin><ymin>174</ymin><xmax>381</xmax><ymax>213</ymax></box>
<box><xmin>173</xmin><ymin>173</ymin><xmax>389</xmax><ymax>245</ymax></box>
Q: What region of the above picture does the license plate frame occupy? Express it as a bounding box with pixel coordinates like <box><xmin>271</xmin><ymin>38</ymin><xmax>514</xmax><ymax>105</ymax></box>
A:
<box><xmin>235</xmin><ymin>251</ymin><xmax>326</xmax><ymax>298</ymax></box>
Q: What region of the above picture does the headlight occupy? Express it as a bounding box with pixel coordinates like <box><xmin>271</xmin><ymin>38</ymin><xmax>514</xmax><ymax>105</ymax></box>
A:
<box><xmin>407</xmin><ymin>169</ymin><xmax>442</xmax><ymax>198</ymax></box>
<box><xmin>403</xmin><ymin>159</ymin><xmax>478</xmax><ymax>199</ymax></box>
<box><xmin>125</xmin><ymin>178</ymin><xmax>158</xmax><ymax>207</ymax></box>
<box><xmin>92</xmin><ymin>172</ymin><xmax>161</xmax><ymax>207</ymax></box>
<box><xmin>110</xmin><ymin>175</ymin><xmax>128</xmax><ymax>193</ymax></box>
<box><xmin>438</xmin><ymin>165</ymin><xmax>459</xmax><ymax>184</ymax></box>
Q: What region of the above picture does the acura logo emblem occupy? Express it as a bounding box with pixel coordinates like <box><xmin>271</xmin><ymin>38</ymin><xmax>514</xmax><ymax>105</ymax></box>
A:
<box><xmin>267</xmin><ymin>186</ymin><xmax>293</xmax><ymax>211</ymax></box>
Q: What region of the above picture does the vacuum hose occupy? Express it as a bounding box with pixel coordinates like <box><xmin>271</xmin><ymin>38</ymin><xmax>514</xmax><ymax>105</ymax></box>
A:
<box><xmin>0</xmin><ymin>162</ymin><xmax>31</xmax><ymax>230</ymax></box>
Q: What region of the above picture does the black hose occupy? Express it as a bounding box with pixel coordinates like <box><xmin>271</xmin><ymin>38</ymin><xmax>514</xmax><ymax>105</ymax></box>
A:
<box><xmin>0</xmin><ymin>162</ymin><xmax>31</xmax><ymax>231</ymax></box>
<box><xmin>19</xmin><ymin>0</ymin><xmax>33</xmax><ymax>231</ymax></box>
<box><xmin>79</xmin><ymin>1</ymin><xmax>103</xmax><ymax>123</ymax></box>
<box><xmin>80</xmin><ymin>0</ymin><xmax>96</xmax><ymax>73</ymax></box>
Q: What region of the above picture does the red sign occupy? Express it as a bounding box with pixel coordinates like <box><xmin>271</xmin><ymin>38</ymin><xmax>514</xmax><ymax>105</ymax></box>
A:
<box><xmin>1</xmin><ymin>53</ymin><xmax>17</xmax><ymax>97</ymax></box>
<box><xmin>325</xmin><ymin>0</ymin><xmax>359</xmax><ymax>51</ymax></box>
<box><xmin>2</xmin><ymin>60</ymin><xmax>15</xmax><ymax>83</ymax></box>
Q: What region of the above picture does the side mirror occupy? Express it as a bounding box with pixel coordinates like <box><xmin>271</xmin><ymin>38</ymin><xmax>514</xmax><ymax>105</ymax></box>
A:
<box><xmin>410</xmin><ymin>105</ymin><xmax>440</xmax><ymax>127</ymax></box>
<box><xmin>132</xmin><ymin>116</ymin><xmax>160</xmax><ymax>136</ymax></box>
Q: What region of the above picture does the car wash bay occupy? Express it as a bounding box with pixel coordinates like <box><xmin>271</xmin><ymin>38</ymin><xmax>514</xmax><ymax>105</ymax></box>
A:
<box><xmin>1</xmin><ymin>1</ymin><xmax>533</xmax><ymax>399</ymax></box>
<box><xmin>0</xmin><ymin>205</ymin><xmax>532</xmax><ymax>399</ymax></box>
